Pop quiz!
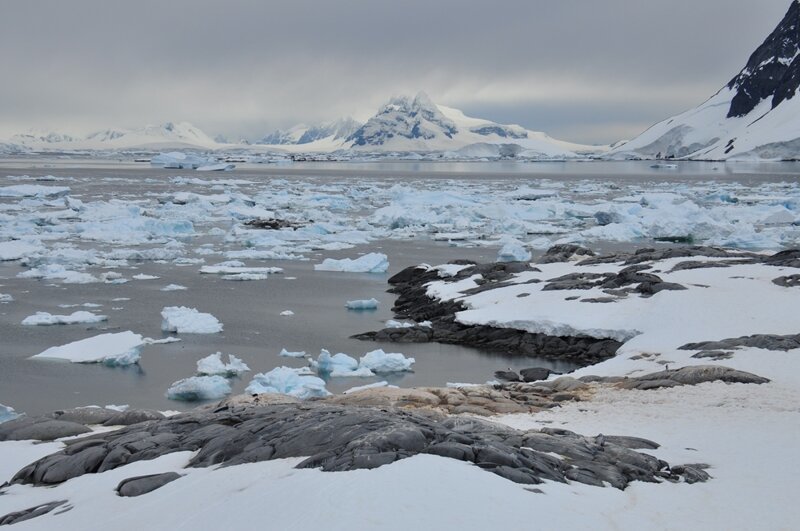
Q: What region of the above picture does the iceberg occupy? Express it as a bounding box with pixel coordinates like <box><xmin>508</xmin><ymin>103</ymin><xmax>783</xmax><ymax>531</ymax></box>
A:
<box><xmin>245</xmin><ymin>366</ymin><xmax>331</xmax><ymax>399</ymax></box>
<box><xmin>314</xmin><ymin>253</ymin><xmax>389</xmax><ymax>273</ymax></box>
<box><xmin>311</xmin><ymin>349</ymin><xmax>376</xmax><ymax>377</ymax></box>
<box><xmin>31</xmin><ymin>331</ymin><xmax>144</xmax><ymax>366</ymax></box>
<box><xmin>345</xmin><ymin>298</ymin><xmax>379</xmax><ymax>310</ymax></box>
<box><xmin>497</xmin><ymin>240</ymin><xmax>532</xmax><ymax>262</ymax></box>
<box><xmin>21</xmin><ymin>311</ymin><xmax>108</xmax><ymax>326</ymax></box>
<box><xmin>358</xmin><ymin>349</ymin><xmax>415</xmax><ymax>373</ymax></box>
<box><xmin>196</xmin><ymin>163</ymin><xmax>235</xmax><ymax>172</ymax></box>
<box><xmin>166</xmin><ymin>375</ymin><xmax>232</xmax><ymax>401</ymax></box>
<box><xmin>161</xmin><ymin>306</ymin><xmax>223</xmax><ymax>334</ymax></box>
<box><xmin>196</xmin><ymin>352</ymin><xmax>250</xmax><ymax>376</ymax></box>
<box><xmin>150</xmin><ymin>152</ymin><xmax>214</xmax><ymax>169</ymax></box>
<box><xmin>0</xmin><ymin>404</ymin><xmax>19</xmax><ymax>424</ymax></box>
<box><xmin>279</xmin><ymin>348</ymin><xmax>306</xmax><ymax>358</ymax></box>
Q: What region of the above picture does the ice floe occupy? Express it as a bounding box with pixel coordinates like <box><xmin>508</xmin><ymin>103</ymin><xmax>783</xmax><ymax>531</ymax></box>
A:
<box><xmin>315</xmin><ymin>253</ymin><xmax>389</xmax><ymax>273</ymax></box>
<box><xmin>30</xmin><ymin>331</ymin><xmax>144</xmax><ymax>366</ymax></box>
<box><xmin>161</xmin><ymin>284</ymin><xmax>187</xmax><ymax>291</ymax></box>
<box><xmin>166</xmin><ymin>375</ymin><xmax>232</xmax><ymax>401</ymax></box>
<box><xmin>196</xmin><ymin>352</ymin><xmax>250</xmax><ymax>376</ymax></box>
<box><xmin>21</xmin><ymin>311</ymin><xmax>108</xmax><ymax>326</ymax></box>
<box><xmin>0</xmin><ymin>404</ymin><xmax>19</xmax><ymax>424</ymax></box>
<box><xmin>278</xmin><ymin>348</ymin><xmax>306</xmax><ymax>358</ymax></box>
<box><xmin>358</xmin><ymin>349</ymin><xmax>415</xmax><ymax>373</ymax></box>
<box><xmin>161</xmin><ymin>306</ymin><xmax>223</xmax><ymax>334</ymax></box>
<box><xmin>345</xmin><ymin>298</ymin><xmax>379</xmax><ymax>310</ymax></box>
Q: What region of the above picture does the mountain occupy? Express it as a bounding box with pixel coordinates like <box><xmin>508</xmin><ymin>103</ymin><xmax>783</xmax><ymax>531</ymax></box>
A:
<box><xmin>345</xmin><ymin>92</ymin><xmax>600</xmax><ymax>157</ymax></box>
<box><xmin>256</xmin><ymin>118</ymin><xmax>362</xmax><ymax>146</ymax></box>
<box><xmin>7</xmin><ymin>122</ymin><xmax>218</xmax><ymax>151</ymax></box>
<box><xmin>610</xmin><ymin>0</ymin><xmax>800</xmax><ymax>161</ymax></box>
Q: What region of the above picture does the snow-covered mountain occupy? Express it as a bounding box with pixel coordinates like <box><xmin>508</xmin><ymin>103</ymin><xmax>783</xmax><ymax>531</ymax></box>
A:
<box><xmin>610</xmin><ymin>0</ymin><xmax>800</xmax><ymax>161</ymax></box>
<box><xmin>7</xmin><ymin>122</ymin><xmax>218</xmax><ymax>151</ymax></box>
<box><xmin>346</xmin><ymin>92</ymin><xmax>600</xmax><ymax>157</ymax></box>
<box><xmin>256</xmin><ymin>118</ymin><xmax>362</xmax><ymax>146</ymax></box>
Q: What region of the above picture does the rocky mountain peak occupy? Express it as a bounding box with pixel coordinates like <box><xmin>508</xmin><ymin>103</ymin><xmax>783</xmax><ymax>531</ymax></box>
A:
<box><xmin>727</xmin><ymin>0</ymin><xmax>800</xmax><ymax>117</ymax></box>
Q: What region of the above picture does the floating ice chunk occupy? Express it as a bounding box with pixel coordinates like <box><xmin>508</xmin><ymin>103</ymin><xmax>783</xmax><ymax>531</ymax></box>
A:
<box><xmin>342</xmin><ymin>381</ymin><xmax>398</xmax><ymax>394</ymax></box>
<box><xmin>143</xmin><ymin>337</ymin><xmax>182</xmax><ymax>345</ymax></box>
<box><xmin>0</xmin><ymin>184</ymin><xmax>70</xmax><ymax>198</ymax></box>
<box><xmin>345</xmin><ymin>298</ymin><xmax>379</xmax><ymax>310</ymax></box>
<box><xmin>100</xmin><ymin>272</ymin><xmax>127</xmax><ymax>284</ymax></box>
<box><xmin>245</xmin><ymin>366</ymin><xmax>331</xmax><ymax>399</ymax></box>
<box><xmin>0</xmin><ymin>293</ymin><xmax>13</xmax><ymax>303</ymax></box>
<box><xmin>280</xmin><ymin>310</ymin><xmax>295</xmax><ymax>316</ymax></box>
<box><xmin>497</xmin><ymin>240</ymin><xmax>532</xmax><ymax>262</ymax></box>
<box><xmin>166</xmin><ymin>375</ymin><xmax>231</xmax><ymax>401</ymax></box>
<box><xmin>311</xmin><ymin>349</ymin><xmax>359</xmax><ymax>373</ymax></box>
<box><xmin>358</xmin><ymin>349</ymin><xmax>415</xmax><ymax>373</ymax></box>
<box><xmin>314</xmin><ymin>253</ymin><xmax>389</xmax><ymax>273</ymax></box>
<box><xmin>200</xmin><ymin>265</ymin><xmax>282</xmax><ymax>275</ymax></box>
<box><xmin>0</xmin><ymin>240</ymin><xmax>43</xmax><ymax>261</ymax></box>
<box><xmin>161</xmin><ymin>284</ymin><xmax>187</xmax><ymax>291</ymax></box>
<box><xmin>161</xmin><ymin>306</ymin><xmax>223</xmax><ymax>334</ymax></box>
<box><xmin>221</xmin><ymin>273</ymin><xmax>270</xmax><ymax>281</ymax></box>
<box><xmin>0</xmin><ymin>404</ymin><xmax>19</xmax><ymax>424</ymax></box>
<box><xmin>196</xmin><ymin>352</ymin><xmax>250</xmax><ymax>376</ymax></box>
<box><xmin>132</xmin><ymin>274</ymin><xmax>160</xmax><ymax>280</ymax></box>
<box><xmin>31</xmin><ymin>331</ymin><xmax>144</xmax><ymax>366</ymax></box>
<box><xmin>18</xmin><ymin>264</ymin><xmax>99</xmax><ymax>284</ymax></box>
<box><xmin>196</xmin><ymin>163</ymin><xmax>235</xmax><ymax>172</ymax></box>
<box><xmin>279</xmin><ymin>348</ymin><xmax>306</xmax><ymax>358</ymax></box>
<box><xmin>21</xmin><ymin>311</ymin><xmax>108</xmax><ymax>326</ymax></box>
<box><xmin>150</xmin><ymin>152</ymin><xmax>214</xmax><ymax>169</ymax></box>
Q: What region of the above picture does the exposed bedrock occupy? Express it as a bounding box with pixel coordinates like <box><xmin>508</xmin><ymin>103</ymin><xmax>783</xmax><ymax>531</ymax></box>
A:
<box><xmin>354</xmin><ymin>260</ymin><xmax>622</xmax><ymax>365</ymax></box>
<box><xmin>7</xmin><ymin>400</ymin><xmax>708</xmax><ymax>493</ymax></box>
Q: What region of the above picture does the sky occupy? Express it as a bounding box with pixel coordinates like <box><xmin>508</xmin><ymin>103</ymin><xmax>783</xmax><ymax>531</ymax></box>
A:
<box><xmin>0</xmin><ymin>0</ymin><xmax>793</xmax><ymax>144</ymax></box>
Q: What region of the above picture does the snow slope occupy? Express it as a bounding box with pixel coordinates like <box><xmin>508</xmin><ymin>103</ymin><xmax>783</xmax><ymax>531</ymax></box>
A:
<box><xmin>610</xmin><ymin>0</ymin><xmax>800</xmax><ymax>160</ymax></box>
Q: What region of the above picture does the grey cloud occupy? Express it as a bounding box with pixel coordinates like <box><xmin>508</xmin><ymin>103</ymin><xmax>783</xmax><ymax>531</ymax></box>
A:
<box><xmin>0</xmin><ymin>0</ymin><xmax>792</xmax><ymax>143</ymax></box>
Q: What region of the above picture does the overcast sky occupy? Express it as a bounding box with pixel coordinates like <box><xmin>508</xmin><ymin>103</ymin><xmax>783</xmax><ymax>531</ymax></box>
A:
<box><xmin>0</xmin><ymin>0</ymin><xmax>793</xmax><ymax>144</ymax></box>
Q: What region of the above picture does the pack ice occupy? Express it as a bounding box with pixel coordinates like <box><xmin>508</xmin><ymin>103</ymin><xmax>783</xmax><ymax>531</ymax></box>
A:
<box><xmin>21</xmin><ymin>311</ymin><xmax>108</xmax><ymax>326</ymax></box>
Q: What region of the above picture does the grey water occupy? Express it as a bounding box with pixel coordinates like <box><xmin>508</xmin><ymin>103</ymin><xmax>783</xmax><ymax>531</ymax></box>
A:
<box><xmin>1</xmin><ymin>158</ymin><xmax>799</xmax><ymax>416</ymax></box>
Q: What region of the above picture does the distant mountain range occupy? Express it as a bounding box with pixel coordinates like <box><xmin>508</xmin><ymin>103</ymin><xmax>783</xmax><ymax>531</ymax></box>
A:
<box><xmin>6</xmin><ymin>2</ymin><xmax>800</xmax><ymax>161</ymax></box>
<box><xmin>610</xmin><ymin>0</ymin><xmax>800</xmax><ymax>160</ymax></box>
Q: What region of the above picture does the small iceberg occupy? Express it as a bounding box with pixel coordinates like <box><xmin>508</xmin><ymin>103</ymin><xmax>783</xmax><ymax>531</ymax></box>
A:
<box><xmin>196</xmin><ymin>163</ymin><xmax>235</xmax><ymax>172</ymax></box>
<box><xmin>21</xmin><ymin>311</ymin><xmax>108</xmax><ymax>326</ymax></box>
<box><xmin>314</xmin><ymin>253</ymin><xmax>389</xmax><ymax>273</ymax></box>
<box><xmin>31</xmin><ymin>331</ymin><xmax>144</xmax><ymax>366</ymax></box>
<box><xmin>311</xmin><ymin>349</ymin><xmax>375</xmax><ymax>377</ymax></box>
<box><xmin>497</xmin><ymin>240</ymin><xmax>531</xmax><ymax>263</ymax></box>
<box><xmin>279</xmin><ymin>348</ymin><xmax>306</xmax><ymax>358</ymax></box>
<box><xmin>161</xmin><ymin>306</ymin><xmax>223</xmax><ymax>334</ymax></box>
<box><xmin>0</xmin><ymin>404</ymin><xmax>20</xmax><ymax>424</ymax></box>
<box><xmin>245</xmin><ymin>367</ymin><xmax>331</xmax><ymax>400</ymax></box>
<box><xmin>151</xmin><ymin>152</ymin><xmax>214</xmax><ymax>170</ymax></box>
<box><xmin>359</xmin><ymin>349</ymin><xmax>415</xmax><ymax>373</ymax></box>
<box><xmin>345</xmin><ymin>298</ymin><xmax>379</xmax><ymax>310</ymax></box>
<box><xmin>196</xmin><ymin>352</ymin><xmax>250</xmax><ymax>376</ymax></box>
<box><xmin>167</xmin><ymin>375</ymin><xmax>232</xmax><ymax>401</ymax></box>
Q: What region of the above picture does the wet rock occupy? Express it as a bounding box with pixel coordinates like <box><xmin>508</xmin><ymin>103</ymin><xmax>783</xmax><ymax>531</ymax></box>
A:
<box><xmin>244</xmin><ymin>218</ymin><xmax>305</xmax><ymax>230</ymax></box>
<box><xmin>0</xmin><ymin>500</ymin><xmax>69</xmax><ymax>526</ymax></box>
<box><xmin>538</xmin><ymin>244</ymin><xmax>595</xmax><ymax>264</ymax></box>
<box><xmin>117</xmin><ymin>472</ymin><xmax>182</xmax><ymax>497</ymax></box>
<box><xmin>103</xmin><ymin>409</ymin><xmax>165</xmax><ymax>426</ymax></box>
<box><xmin>520</xmin><ymin>367</ymin><xmax>553</xmax><ymax>382</ymax></box>
<box><xmin>494</xmin><ymin>370</ymin><xmax>521</xmax><ymax>382</ymax></box>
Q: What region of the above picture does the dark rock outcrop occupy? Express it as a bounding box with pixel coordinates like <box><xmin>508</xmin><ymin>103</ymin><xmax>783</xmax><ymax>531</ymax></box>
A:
<box><xmin>0</xmin><ymin>501</ymin><xmax>69</xmax><ymax>527</ymax></box>
<box><xmin>8</xmin><ymin>401</ymin><xmax>706</xmax><ymax>492</ymax></box>
<box><xmin>117</xmin><ymin>472</ymin><xmax>182</xmax><ymax>497</ymax></box>
<box><xmin>680</xmin><ymin>333</ymin><xmax>800</xmax><ymax>352</ymax></box>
